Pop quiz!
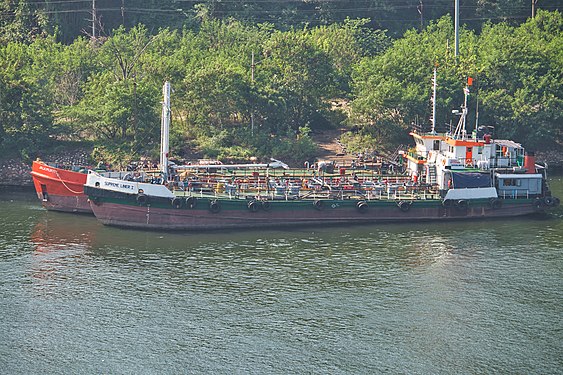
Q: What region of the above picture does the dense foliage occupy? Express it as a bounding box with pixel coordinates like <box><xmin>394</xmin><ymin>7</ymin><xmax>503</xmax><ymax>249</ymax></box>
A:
<box><xmin>13</xmin><ymin>0</ymin><xmax>561</xmax><ymax>43</ymax></box>
<box><xmin>0</xmin><ymin>1</ymin><xmax>561</xmax><ymax>166</ymax></box>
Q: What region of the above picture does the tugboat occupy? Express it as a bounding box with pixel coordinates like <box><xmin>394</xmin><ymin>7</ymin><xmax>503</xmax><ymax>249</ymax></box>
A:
<box><xmin>31</xmin><ymin>160</ymin><xmax>146</xmax><ymax>214</ymax></box>
<box><xmin>82</xmin><ymin>80</ymin><xmax>559</xmax><ymax>231</ymax></box>
<box><xmin>31</xmin><ymin>160</ymin><xmax>91</xmax><ymax>213</ymax></box>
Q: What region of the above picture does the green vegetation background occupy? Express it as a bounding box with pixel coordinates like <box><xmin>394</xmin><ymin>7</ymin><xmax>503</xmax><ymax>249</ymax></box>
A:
<box><xmin>0</xmin><ymin>1</ymin><xmax>561</xmax><ymax>167</ymax></box>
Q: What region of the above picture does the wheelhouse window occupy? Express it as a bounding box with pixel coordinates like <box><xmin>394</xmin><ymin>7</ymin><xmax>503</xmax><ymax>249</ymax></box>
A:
<box><xmin>503</xmin><ymin>179</ymin><xmax>521</xmax><ymax>187</ymax></box>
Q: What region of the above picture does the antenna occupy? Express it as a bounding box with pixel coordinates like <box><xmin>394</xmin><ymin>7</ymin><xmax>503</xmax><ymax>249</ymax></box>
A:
<box><xmin>417</xmin><ymin>1</ymin><xmax>424</xmax><ymax>31</ymax></box>
<box><xmin>121</xmin><ymin>0</ymin><xmax>125</xmax><ymax>26</ymax></box>
<box><xmin>475</xmin><ymin>94</ymin><xmax>479</xmax><ymax>135</ymax></box>
<box><xmin>92</xmin><ymin>0</ymin><xmax>96</xmax><ymax>39</ymax></box>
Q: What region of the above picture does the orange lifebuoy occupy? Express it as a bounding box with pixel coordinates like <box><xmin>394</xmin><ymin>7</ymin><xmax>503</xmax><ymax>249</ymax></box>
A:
<box><xmin>466</xmin><ymin>158</ymin><xmax>473</xmax><ymax>166</ymax></box>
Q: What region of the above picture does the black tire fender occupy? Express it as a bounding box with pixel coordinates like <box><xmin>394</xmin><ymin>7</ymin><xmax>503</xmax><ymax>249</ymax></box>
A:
<box><xmin>247</xmin><ymin>200</ymin><xmax>258</xmax><ymax>212</ymax></box>
<box><xmin>136</xmin><ymin>193</ymin><xmax>148</xmax><ymax>205</ymax></box>
<box><xmin>185</xmin><ymin>196</ymin><xmax>197</xmax><ymax>209</ymax></box>
<box><xmin>171</xmin><ymin>197</ymin><xmax>182</xmax><ymax>209</ymax></box>
<box><xmin>209</xmin><ymin>200</ymin><xmax>221</xmax><ymax>213</ymax></box>
<box><xmin>398</xmin><ymin>200</ymin><xmax>411</xmax><ymax>212</ymax></box>
<box><xmin>261</xmin><ymin>201</ymin><xmax>272</xmax><ymax>211</ymax></box>
<box><xmin>357</xmin><ymin>200</ymin><xmax>368</xmax><ymax>213</ymax></box>
<box><xmin>489</xmin><ymin>198</ymin><xmax>502</xmax><ymax>209</ymax></box>
<box><xmin>455</xmin><ymin>199</ymin><xmax>468</xmax><ymax>210</ymax></box>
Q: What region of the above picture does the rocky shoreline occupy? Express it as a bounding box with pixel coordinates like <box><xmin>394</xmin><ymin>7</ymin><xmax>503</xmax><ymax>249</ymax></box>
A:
<box><xmin>2</xmin><ymin>148</ymin><xmax>562</xmax><ymax>187</ymax></box>
<box><xmin>1</xmin><ymin>149</ymin><xmax>91</xmax><ymax>187</ymax></box>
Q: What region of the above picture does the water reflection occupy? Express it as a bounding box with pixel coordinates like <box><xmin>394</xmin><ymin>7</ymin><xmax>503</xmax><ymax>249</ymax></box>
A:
<box><xmin>31</xmin><ymin>214</ymin><xmax>98</xmax><ymax>251</ymax></box>
<box><xmin>29</xmin><ymin>213</ymin><xmax>98</xmax><ymax>294</ymax></box>
<box><xmin>23</xmin><ymin>200</ymin><xmax>562</xmax><ymax>303</ymax></box>
<box><xmin>80</xmin><ymin>221</ymin><xmax>496</xmax><ymax>295</ymax></box>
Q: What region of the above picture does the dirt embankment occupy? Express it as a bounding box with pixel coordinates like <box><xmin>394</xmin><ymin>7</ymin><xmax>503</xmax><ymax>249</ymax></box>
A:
<box><xmin>312</xmin><ymin>128</ymin><xmax>352</xmax><ymax>164</ymax></box>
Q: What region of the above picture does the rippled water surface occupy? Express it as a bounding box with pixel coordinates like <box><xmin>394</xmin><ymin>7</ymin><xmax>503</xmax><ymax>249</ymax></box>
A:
<box><xmin>1</xmin><ymin>179</ymin><xmax>562</xmax><ymax>374</ymax></box>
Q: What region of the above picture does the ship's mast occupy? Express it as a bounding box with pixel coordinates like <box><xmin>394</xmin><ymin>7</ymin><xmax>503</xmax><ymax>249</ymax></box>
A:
<box><xmin>160</xmin><ymin>81</ymin><xmax>171</xmax><ymax>181</ymax></box>
<box><xmin>454</xmin><ymin>0</ymin><xmax>459</xmax><ymax>58</ymax></box>
<box><xmin>430</xmin><ymin>67</ymin><xmax>437</xmax><ymax>134</ymax></box>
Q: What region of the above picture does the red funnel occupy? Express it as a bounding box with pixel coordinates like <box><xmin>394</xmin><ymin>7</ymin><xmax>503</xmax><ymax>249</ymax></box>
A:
<box><xmin>524</xmin><ymin>152</ymin><xmax>536</xmax><ymax>174</ymax></box>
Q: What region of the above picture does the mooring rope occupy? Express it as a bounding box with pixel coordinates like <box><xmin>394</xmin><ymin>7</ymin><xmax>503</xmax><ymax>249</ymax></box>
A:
<box><xmin>55</xmin><ymin>170</ymin><xmax>84</xmax><ymax>195</ymax></box>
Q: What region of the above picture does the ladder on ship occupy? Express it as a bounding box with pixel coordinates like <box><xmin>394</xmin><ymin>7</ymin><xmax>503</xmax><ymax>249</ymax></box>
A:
<box><xmin>389</xmin><ymin>144</ymin><xmax>407</xmax><ymax>163</ymax></box>
<box><xmin>427</xmin><ymin>164</ymin><xmax>437</xmax><ymax>184</ymax></box>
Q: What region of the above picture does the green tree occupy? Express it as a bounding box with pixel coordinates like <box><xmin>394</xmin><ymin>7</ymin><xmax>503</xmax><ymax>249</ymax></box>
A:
<box><xmin>65</xmin><ymin>25</ymin><xmax>162</xmax><ymax>153</ymax></box>
<box><xmin>349</xmin><ymin>15</ymin><xmax>485</xmax><ymax>150</ymax></box>
<box><xmin>0</xmin><ymin>41</ymin><xmax>54</xmax><ymax>155</ymax></box>
<box><xmin>0</xmin><ymin>0</ymin><xmax>47</xmax><ymax>44</ymax></box>
<box><xmin>258</xmin><ymin>29</ymin><xmax>338</xmax><ymax>133</ymax></box>
<box><xmin>477</xmin><ymin>10</ymin><xmax>562</xmax><ymax>148</ymax></box>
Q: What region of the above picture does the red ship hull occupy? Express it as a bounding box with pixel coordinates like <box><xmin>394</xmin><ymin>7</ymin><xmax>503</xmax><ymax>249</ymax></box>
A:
<box><xmin>30</xmin><ymin>160</ymin><xmax>91</xmax><ymax>214</ymax></box>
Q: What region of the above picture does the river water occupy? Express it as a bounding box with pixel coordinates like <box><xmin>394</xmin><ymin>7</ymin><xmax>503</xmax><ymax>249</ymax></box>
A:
<box><xmin>1</xmin><ymin>177</ymin><xmax>562</xmax><ymax>374</ymax></box>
